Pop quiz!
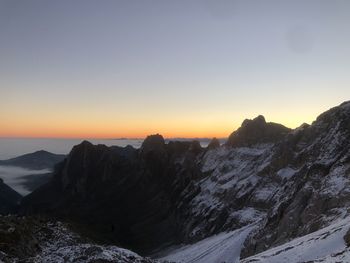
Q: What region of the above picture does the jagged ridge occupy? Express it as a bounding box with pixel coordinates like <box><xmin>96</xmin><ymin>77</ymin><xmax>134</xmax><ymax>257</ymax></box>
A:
<box><xmin>21</xmin><ymin>101</ymin><xmax>350</xmax><ymax>261</ymax></box>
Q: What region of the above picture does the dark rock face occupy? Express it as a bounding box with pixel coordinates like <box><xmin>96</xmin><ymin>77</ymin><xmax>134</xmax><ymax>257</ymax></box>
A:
<box><xmin>207</xmin><ymin>137</ymin><xmax>220</xmax><ymax>150</ymax></box>
<box><xmin>21</xmin><ymin>136</ymin><xmax>204</xmax><ymax>253</ymax></box>
<box><xmin>344</xmin><ymin>228</ymin><xmax>350</xmax><ymax>247</ymax></box>
<box><xmin>0</xmin><ymin>216</ymin><xmax>41</xmax><ymax>260</ymax></box>
<box><xmin>226</xmin><ymin>115</ymin><xmax>291</xmax><ymax>147</ymax></box>
<box><xmin>241</xmin><ymin>101</ymin><xmax>350</xmax><ymax>257</ymax></box>
<box><xmin>0</xmin><ymin>178</ymin><xmax>22</xmax><ymax>214</ymax></box>
<box><xmin>0</xmin><ymin>215</ymin><xmax>163</xmax><ymax>263</ymax></box>
<box><xmin>0</xmin><ymin>150</ymin><xmax>66</xmax><ymax>170</ymax></box>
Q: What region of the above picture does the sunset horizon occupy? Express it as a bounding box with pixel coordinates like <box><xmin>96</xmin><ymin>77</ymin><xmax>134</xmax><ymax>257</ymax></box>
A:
<box><xmin>1</xmin><ymin>99</ymin><xmax>346</xmax><ymax>139</ymax></box>
<box><xmin>1</xmin><ymin>1</ymin><xmax>350</xmax><ymax>262</ymax></box>
<box><xmin>2</xmin><ymin>1</ymin><xmax>349</xmax><ymax>140</ymax></box>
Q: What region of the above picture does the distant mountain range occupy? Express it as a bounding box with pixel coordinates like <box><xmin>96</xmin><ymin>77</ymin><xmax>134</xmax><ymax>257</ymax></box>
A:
<box><xmin>1</xmin><ymin>101</ymin><xmax>350</xmax><ymax>262</ymax></box>
<box><xmin>0</xmin><ymin>150</ymin><xmax>66</xmax><ymax>170</ymax></box>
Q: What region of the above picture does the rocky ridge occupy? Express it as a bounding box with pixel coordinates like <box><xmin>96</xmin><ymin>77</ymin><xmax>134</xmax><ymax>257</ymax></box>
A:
<box><xmin>0</xmin><ymin>215</ymin><xmax>167</xmax><ymax>263</ymax></box>
<box><xmin>20</xmin><ymin>101</ymin><xmax>350</xmax><ymax>261</ymax></box>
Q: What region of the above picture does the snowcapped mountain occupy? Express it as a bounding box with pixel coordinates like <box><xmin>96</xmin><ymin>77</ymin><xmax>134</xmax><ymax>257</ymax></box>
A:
<box><xmin>17</xmin><ymin>101</ymin><xmax>350</xmax><ymax>262</ymax></box>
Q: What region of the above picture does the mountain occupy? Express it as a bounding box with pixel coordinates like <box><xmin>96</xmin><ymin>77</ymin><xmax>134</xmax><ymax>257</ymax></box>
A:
<box><xmin>0</xmin><ymin>178</ymin><xmax>21</xmax><ymax>214</ymax></box>
<box><xmin>0</xmin><ymin>151</ymin><xmax>66</xmax><ymax>194</ymax></box>
<box><xmin>241</xmin><ymin>217</ymin><xmax>350</xmax><ymax>263</ymax></box>
<box><xmin>0</xmin><ymin>150</ymin><xmax>66</xmax><ymax>170</ymax></box>
<box><xmin>21</xmin><ymin>138</ymin><xmax>203</xmax><ymax>253</ymax></box>
<box><xmin>226</xmin><ymin>115</ymin><xmax>291</xmax><ymax>147</ymax></box>
<box><xmin>0</xmin><ymin>215</ymin><xmax>163</xmax><ymax>263</ymax></box>
<box><xmin>21</xmin><ymin>101</ymin><xmax>350</xmax><ymax>262</ymax></box>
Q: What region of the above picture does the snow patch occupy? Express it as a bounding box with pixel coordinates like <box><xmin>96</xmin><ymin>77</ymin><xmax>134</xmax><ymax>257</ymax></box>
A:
<box><xmin>159</xmin><ymin>225</ymin><xmax>255</xmax><ymax>263</ymax></box>
<box><xmin>242</xmin><ymin>217</ymin><xmax>350</xmax><ymax>263</ymax></box>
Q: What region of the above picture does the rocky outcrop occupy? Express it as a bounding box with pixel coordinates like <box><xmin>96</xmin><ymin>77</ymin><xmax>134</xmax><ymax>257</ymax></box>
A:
<box><xmin>0</xmin><ymin>215</ymin><xmax>166</xmax><ymax>263</ymax></box>
<box><xmin>226</xmin><ymin>115</ymin><xmax>291</xmax><ymax>147</ymax></box>
<box><xmin>207</xmin><ymin>137</ymin><xmax>220</xmax><ymax>150</ymax></box>
<box><xmin>0</xmin><ymin>179</ymin><xmax>21</xmax><ymax>214</ymax></box>
<box><xmin>241</xmin><ymin>100</ymin><xmax>350</xmax><ymax>257</ymax></box>
<box><xmin>21</xmin><ymin>135</ymin><xmax>204</xmax><ymax>254</ymax></box>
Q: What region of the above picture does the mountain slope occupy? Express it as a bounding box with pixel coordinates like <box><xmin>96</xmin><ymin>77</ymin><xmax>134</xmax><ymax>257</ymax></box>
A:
<box><xmin>21</xmin><ymin>101</ymin><xmax>350</xmax><ymax>261</ymax></box>
<box><xmin>226</xmin><ymin>115</ymin><xmax>291</xmax><ymax>147</ymax></box>
<box><xmin>241</xmin><ymin>100</ymin><xmax>350</xmax><ymax>257</ymax></box>
<box><xmin>0</xmin><ymin>178</ymin><xmax>21</xmax><ymax>214</ymax></box>
<box><xmin>242</xmin><ymin>217</ymin><xmax>350</xmax><ymax>263</ymax></box>
<box><xmin>0</xmin><ymin>215</ymin><xmax>165</xmax><ymax>263</ymax></box>
<box><xmin>158</xmin><ymin>224</ymin><xmax>255</xmax><ymax>263</ymax></box>
<box><xmin>0</xmin><ymin>150</ymin><xmax>66</xmax><ymax>170</ymax></box>
<box><xmin>21</xmin><ymin>138</ymin><xmax>203</xmax><ymax>253</ymax></box>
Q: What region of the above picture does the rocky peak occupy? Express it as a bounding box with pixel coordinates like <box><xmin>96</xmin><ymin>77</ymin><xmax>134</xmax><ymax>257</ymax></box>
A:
<box><xmin>242</xmin><ymin>115</ymin><xmax>266</xmax><ymax>127</ymax></box>
<box><xmin>140</xmin><ymin>134</ymin><xmax>165</xmax><ymax>155</ymax></box>
<box><xmin>59</xmin><ymin>141</ymin><xmax>111</xmax><ymax>195</ymax></box>
<box><xmin>226</xmin><ymin>115</ymin><xmax>291</xmax><ymax>147</ymax></box>
<box><xmin>207</xmin><ymin>137</ymin><xmax>220</xmax><ymax>150</ymax></box>
<box><xmin>314</xmin><ymin>100</ymin><xmax>350</xmax><ymax>127</ymax></box>
<box><xmin>0</xmin><ymin>180</ymin><xmax>22</xmax><ymax>215</ymax></box>
<box><xmin>188</xmin><ymin>140</ymin><xmax>202</xmax><ymax>154</ymax></box>
<box><xmin>339</xmin><ymin>100</ymin><xmax>350</xmax><ymax>109</ymax></box>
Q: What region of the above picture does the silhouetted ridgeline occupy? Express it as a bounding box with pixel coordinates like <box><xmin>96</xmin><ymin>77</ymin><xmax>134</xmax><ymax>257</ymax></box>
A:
<box><xmin>18</xmin><ymin>101</ymin><xmax>350</xmax><ymax>260</ymax></box>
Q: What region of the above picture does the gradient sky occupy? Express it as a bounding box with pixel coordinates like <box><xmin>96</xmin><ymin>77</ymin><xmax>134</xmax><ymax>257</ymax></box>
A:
<box><xmin>1</xmin><ymin>0</ymin><xmax>350</xmax><ymax>138</ymax></box>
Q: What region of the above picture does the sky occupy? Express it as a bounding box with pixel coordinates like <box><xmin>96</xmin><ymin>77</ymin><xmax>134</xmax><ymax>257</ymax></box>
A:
<box><xmin>0</xmin><ymin>0</ymin><xmax>350</xmax><ymax>139</ymax></box>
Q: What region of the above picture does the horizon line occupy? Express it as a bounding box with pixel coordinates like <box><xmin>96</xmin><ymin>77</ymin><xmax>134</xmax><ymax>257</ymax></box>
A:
<box><xmin>0</xmin><ymin>136</ymin><xmax>228</xmax><ymax>140</ymax></box>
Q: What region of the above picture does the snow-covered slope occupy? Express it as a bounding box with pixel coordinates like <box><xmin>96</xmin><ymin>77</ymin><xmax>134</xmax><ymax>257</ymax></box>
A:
<box><xmin>158</xmin><ymin>216</ymin><xmax>350</xmax><ymax>263</ymax></box>
<box><xmin>161</xmin><ymin>101</ymin><xmax>350</xmax><ymax>261</ymax></box>
<box><xmin>31</xmin><ymin>222</ymin><xmax>162</xmax><ymax>263</ymax></box>
<box><xmin>180</xmin><ymin>144</ymin><xmax>273</xmax><ymax>242</ymax></box>
<box><xmin>158</xmin><ymin>224</ymin><xmax>255</xmax><ymax>263</ymax></box>
<box><xmin>242</xmin><ymin>217</ymin><xmax>350</xmax><ymax>263</ymax></box>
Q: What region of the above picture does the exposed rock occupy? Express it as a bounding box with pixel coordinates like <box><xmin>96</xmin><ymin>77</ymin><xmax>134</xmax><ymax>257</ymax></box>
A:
<box><xmin>207</xmin><ymin>137</ymin><xmax>220</xmax><ymax>150</ymax></box>
<box><xmin>188</xmin><ymin>140</ymin><xmax>202</xmax><ymax>154</ymax></box>
<box><xmin>0</xmin><ymin>178</ymin><xmax>22</xmax><ymax>215</ymax></box>
<box><xmin>344</xmin><ymin>228</ymin><xmax>350</xmax><ymax>247</ymax></box>
<box><xmin>226</xmin><ymin>115</ymin><xmax>291</xmax><ymax>147</ymax></box>
<box><xmin>21</xmin><ymin>140</ymin><xmax>204</xmax><ymax>254</ymax></box>
<box><xmin>241</xmin><ymin>100</ymin><xmax>350</xmax><ymax>257</ymax></box>
<box><xmin>140</xmin><ymin>134</ymin><xmax>166</xmax><ymax>156</ymax></box>
<box><xmin>0</xmin><ymin>215</ymin><xmax>167</xmax><ymax>263</ymax></box>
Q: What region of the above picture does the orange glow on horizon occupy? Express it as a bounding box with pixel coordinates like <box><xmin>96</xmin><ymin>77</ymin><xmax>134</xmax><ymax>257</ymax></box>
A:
<box><xmin>0</xmin><ymin>125</ymin><xmax>237</xmax><ymax>139</ymax></box>
<box><xmin>1</xmin><ymin>101</ymin><xmax>326</xmax><ymax>140</ymax></box>
<box><xmin>0</xmin><ymin>114</ymin><xmax>317</xmax><ymax>140</ymax></box>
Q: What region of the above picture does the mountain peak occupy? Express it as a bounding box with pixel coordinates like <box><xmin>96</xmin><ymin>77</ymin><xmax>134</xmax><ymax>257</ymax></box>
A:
<box><xmin>207</xmin><ymin>137</ymin><xmax>220</xmax><ymax>150</ymax></box>
<box><xmin>226</xmin><ymin>116</ymin><xmax>291</xmax><ymax>147</ymax></box>
<box><xmin>242</xmin><ymin>115</ymin><xmax>266</xmax><ymax>128</ymax></box>
<box><xmin>315</xmin><ymin>100</ymin><xmax>350</xmax><ymax>125</ymax></box>
<box><xmin>340</xmin><ymin>100</ymin><xmax>350</xmax><ymax>108</ymax></box>
<box><xmin>140</xmin><ymin>134</ymin><xmax>165</xmax><ymax>155</ymax></box>
<box><xmin>0</xmin><ymin>150</ymin><xmax>66</xmax><ymax>170</ymax></box>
